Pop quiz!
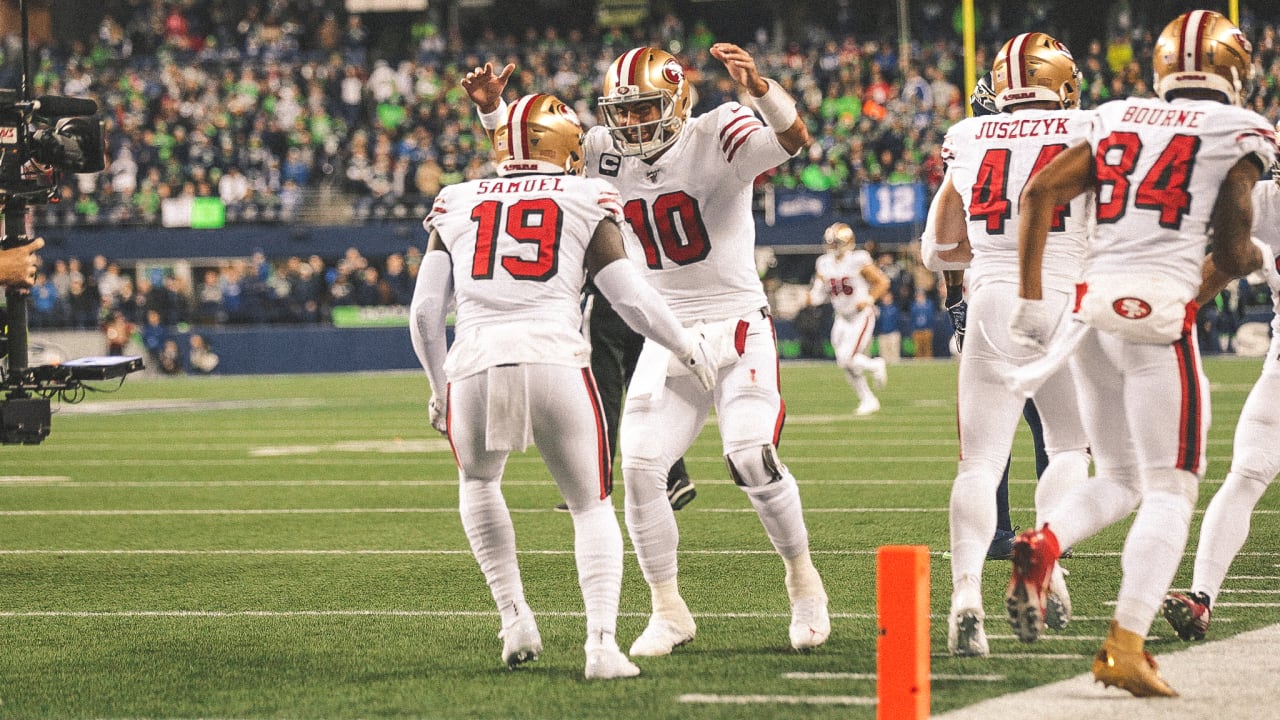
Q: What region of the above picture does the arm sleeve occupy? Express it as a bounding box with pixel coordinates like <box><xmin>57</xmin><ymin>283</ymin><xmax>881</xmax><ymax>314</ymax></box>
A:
<box><xmin>592</xmin><ymin>258</ymin><xmax>695</xmax><ymax>358</ymax></box>
<box><xmin>921</xmin><ymin>171</ymin><xmax>969</xmax><ymax>271</ymax></box>
<box><xmin>408</xmin><ymin>249</ymin><xmax>453</xmax><ymax>395</ymax></box>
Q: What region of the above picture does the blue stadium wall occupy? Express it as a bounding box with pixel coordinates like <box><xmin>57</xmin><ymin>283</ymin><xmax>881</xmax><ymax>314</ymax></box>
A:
<box><xmin>33</xmin><ymin>217</ymin><xmax>920</xmax><ymax>262</ymax></box>
<box><xmin>36</xmin><ymin>218</ymin><xmax>913</xmax><ymax>374</ymax></box>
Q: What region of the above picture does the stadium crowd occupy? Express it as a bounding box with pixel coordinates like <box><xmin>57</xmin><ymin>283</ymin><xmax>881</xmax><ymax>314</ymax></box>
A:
<box><xmin>11</xmin><ymin>2</ymin><xmax>1280</xmax><ymax>360</ymax></box>
<box><xmin>22</xmin><ymin>1</ymin><xmax>1280</xmax><ymax>228</ymax></box>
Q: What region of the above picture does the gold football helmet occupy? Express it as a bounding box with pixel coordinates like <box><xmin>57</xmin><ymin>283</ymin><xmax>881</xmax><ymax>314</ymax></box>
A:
<box><xmin>991</xmin><ymin>32</ymin><xmax>1081</xmax><ymax>111</ymax></box>
<box><xmin>493</xmin><ymin>94</ymin><xmax>584</xmax><ymax>177</ymax></box>
<box><xmin>1153</xmin><ymin>10</ymin><xmax>1253</xmax><ymax>106</ymax></box>
<box><xmin>823</xmin><ymin>222</ymin><xmax>856</xmax><ymax>256</ymax></box>
<box><xmin>598</xmin><ymin>47</ymin><xmax>692</xmax><ymax>158</ymax></box>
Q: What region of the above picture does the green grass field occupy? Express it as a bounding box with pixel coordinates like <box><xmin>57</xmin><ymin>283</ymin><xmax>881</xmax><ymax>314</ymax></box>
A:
<box><xmin>0</xmin><ymin>359</ymin><xmax>1275</xmax><ymax>719</ymax></box>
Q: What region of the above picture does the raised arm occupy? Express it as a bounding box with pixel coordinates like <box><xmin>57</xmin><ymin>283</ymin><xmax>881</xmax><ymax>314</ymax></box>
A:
<box><xmin>711</xmin><ymin>43</ymin><xmax>810</xmax><ymax>154</ymax></box>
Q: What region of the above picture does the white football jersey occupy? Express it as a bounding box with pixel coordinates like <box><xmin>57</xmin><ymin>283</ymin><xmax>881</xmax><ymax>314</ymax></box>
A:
<box><xmin>582</xmin><ymin>103</ymin><xmax>791</xmax><ymax>323</ymax></box>
<box><xmin>1249</xmin><ymin>180</ymin><xmax>1280</xmax><ymax>334</ymax></box>
<box><xmin>424</xmin><ymin>174</ymin><xmax>623</xmax><ymax>377</ymax></box>
<box><xmin>809</xmin><ymin>249</ymin><xmax>875</xmax><ymax>318</ymax></box>
<box><xmin>942</xmin><ymin>108</ymin><xmax>1093</xmax><ymax>294</ymax></box>
<box><xmin>1085</xmin><ymin>97</ymin><xmax>1277</xmax><ymax>295</ymax></box>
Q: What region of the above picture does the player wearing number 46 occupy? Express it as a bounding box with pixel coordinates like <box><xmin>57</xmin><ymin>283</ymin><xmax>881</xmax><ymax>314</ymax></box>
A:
<box><xmin>463</xmin><ymin>43</ymin><xmax>831</xmax><ymax>656</ymax></box>
<box><xmin>928</xmin><ymin>32</ymin><xmax>1093</xmax><ymax>659</ymax></box>
<box><xmin>409</xmin><ymin>93</ymin><xmax>716</xmax><ymax>680</ymax></box>
<box><xmin>804</xmin><ymin>222</ymin><xmax>890</xmax><ymax>416</ymax></box>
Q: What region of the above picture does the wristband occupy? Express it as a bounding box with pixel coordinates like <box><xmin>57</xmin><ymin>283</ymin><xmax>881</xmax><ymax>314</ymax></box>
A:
<box><xmin>752</xmin><ymin>79</ymin><xmax>798</xmax><ymax>129</ymax></box>
<box><xmin>478</xmin><ymin>98</ymin><xmax>508</xmax><ymax>130</ymax></box>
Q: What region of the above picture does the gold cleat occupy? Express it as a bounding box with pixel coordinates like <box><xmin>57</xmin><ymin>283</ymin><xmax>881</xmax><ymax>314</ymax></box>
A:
<box><xmin>1091</xmin><ymin>620</ymin><xmax>1178</xmax><ymax>698</ymax></box>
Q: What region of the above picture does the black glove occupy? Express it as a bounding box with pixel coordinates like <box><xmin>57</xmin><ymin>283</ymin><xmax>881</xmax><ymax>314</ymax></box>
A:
<box><xmin>947</xmin><ymin>299</ymin><xmax>967</xmax><ymax>353</ymax></box>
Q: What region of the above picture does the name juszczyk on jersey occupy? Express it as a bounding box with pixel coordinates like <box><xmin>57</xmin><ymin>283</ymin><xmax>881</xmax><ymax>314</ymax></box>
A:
<box><xmin>975</xmin><ymin>117</ymin><xmax>1072</xmax><ymax>140</ymax></box>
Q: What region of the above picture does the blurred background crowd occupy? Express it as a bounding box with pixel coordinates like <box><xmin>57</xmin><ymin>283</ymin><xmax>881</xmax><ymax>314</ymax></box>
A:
<box><xmin>7</xmin><ymin>0</ymin><xmax>1279</xmax><ymax>367</ymax></box>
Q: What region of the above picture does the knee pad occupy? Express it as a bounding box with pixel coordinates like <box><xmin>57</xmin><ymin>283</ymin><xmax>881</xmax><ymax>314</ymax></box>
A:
<box><xmin>725</xmin><ymin>444</ymin><xmax>785</xmax><ymax>488</ymax></box>
<box><xmin>1147</xmin><ymin>467</ymin><xmax>1199</xmax><ymax>506</ymax></box>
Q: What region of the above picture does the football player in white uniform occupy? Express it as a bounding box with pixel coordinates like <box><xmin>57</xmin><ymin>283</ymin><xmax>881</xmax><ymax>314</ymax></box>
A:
<box><xmin>805</xmin><ymin>222</ymin><xmax>889</xmax><ymax>415</ymax></box>
<box><xmin>463</xmin><ymin>44</ymin><xmax>831</xmax><ymax>655</ymax></box>
<box><xmin>409</xmin><ymin>94</ymin><xmax>714</xmax><ymax>680</ymax></box>
<box><xmin>1162</xmin><ymin>158</ymin><xmax>1280</xmax><ymax>643</ymax></box>
<box><xmin>1007</xmin><ymin>10</ymin><xmax>1276</xmax><ymax>696</ymax></box>
<box><xmin>929</xmin><ymin>33</ymin><xmax>1093</xmax><ymax>658</ymax></box>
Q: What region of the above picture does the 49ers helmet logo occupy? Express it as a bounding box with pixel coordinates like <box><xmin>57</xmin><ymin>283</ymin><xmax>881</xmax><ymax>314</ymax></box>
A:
<box><xmin>662</xmin><ymin>59</ymin><xmax>684</xmax><ymax>85</ymax></box>
<box><xmin>1113</xmin><ymin>297</ymin><xmax>1153</xmax><ymax>319</ymax></box>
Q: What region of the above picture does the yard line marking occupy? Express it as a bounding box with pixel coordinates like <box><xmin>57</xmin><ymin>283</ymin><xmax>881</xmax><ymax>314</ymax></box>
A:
<box><xmin>931</xmin><ymin>653</ymin><xmax>1086</xmax><ymax>660</ymax></box>
<box><xmin>984</xmin><ymin>634</ymin><xmax>1104</xmax><ymax>642</ymax></box>
<box><xmin>1219</xmin><ymin>589</ymin><xmax>1280</xmax><ymax>594</ymax></box>
<box><xmin>678</xmin><ymin>694</ymin><xmax>875</xmax><ymax>706</ymax></box>
<box><xmin>0</xmin><ymin>549</ymin><xmax>883</xmax><ymax>556</ymax></box>
<box><xmin>0</xmin><ymin>609</ymin><xmax>876</xmax><ymax>620</ymax></box>
<box><xmin>5</xmin><ymin>455</ymin><xmax>972</xmax><ymax>466</ymax></box>
<box><xmin>0</xmin><ymin>478</ymin><xmax>997</xmax><ymax>488</ymax></box>
<box><xmin>783</xmin><ymin>672</ymin><xmax>1006</xmax><ymax>682</ymax></box>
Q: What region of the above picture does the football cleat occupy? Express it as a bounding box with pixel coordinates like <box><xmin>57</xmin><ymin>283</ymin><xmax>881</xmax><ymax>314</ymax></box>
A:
<box><xmin>1092</xmin><ymin>620</ymin><xmax>1178</xmax><ymax>697</ymax></box>
<box><xmin>629</xmin><ymin>609</ymin><xmax>696</xmax><ymax>657</ymax></box>
<box><xmin>1162</xmin><ymin>591</ymin><xmax>1211</xmax><ymax>641</ymax></box>
<box><xmin>870</xmin><ymin>357</ymin><xmax>888</xmax><ymax>389</ymax></box>
<box><xmin>856</xmin><ymin>397</ymin><xmax>881</xmax><ymax>416</ymax></box>
<box><xmin>666</xmin><ymin>475</ymin><xmax>697</xmax><ymax>511</ymax></box>
<box><xmin>499</xmin><ymin>610</ymin><xmax>543</xmax><ymax>669</ymax></box>
<box><xmin>1044</xmin><ymin>564</ymin><xmax>1071</xmax><ymax>631</ymax></box>
<box><xmin>1005</xmin><ymin>524</ymin><xmax>1061</xmax><ymax>642</ymax></box>
<box><xmin>584</xmin><ymin>633</ymin><xmax>641</xmax><ymax>680</ymax></box>
<box><xmin>788</xmin><ymin>595</ymin><xmax>831</xmax><ymax>651</ymax></box>
<box><xmin>986</xmin><ymin>526</ymin><xmax>1017</xmax><ymax>561</ymax></box>
<box><xmin>947</xmin><ymin>606</ymin><xmax>990</xmax><ymax>657</ymax></box>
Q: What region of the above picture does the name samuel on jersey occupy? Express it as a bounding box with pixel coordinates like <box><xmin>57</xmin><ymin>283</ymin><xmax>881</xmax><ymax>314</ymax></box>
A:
<box><xmin>474</xmin><ymin>176</ymin><xmax>568</xmax><ymax>194</ymax></box>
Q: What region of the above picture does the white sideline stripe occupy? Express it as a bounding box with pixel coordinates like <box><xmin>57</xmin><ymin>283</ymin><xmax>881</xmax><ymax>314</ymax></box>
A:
<box><xmin>783</xmin><ymin>672</ymin><xmax>1006</xmax><ymax>682</ymax></box>
<box><xmin>679</xmin><ymin>693</ymin><xmax>875</xmax><ymax>706</ymax></box>
<box><xmin>933</xmin><ymin>623</ymin><xmax>1280</xmax><ymax>720</ymax></box>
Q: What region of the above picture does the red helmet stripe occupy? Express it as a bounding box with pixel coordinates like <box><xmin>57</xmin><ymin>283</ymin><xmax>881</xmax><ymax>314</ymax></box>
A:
<box><xmin>616</xmin><ymin>48</ymin><xmax>644</xmax><ymax>88</ymax></box>
<box><xmin>1181</xmin><ymin>10</ymin><xmax>1210</xmax><ymax>71</ymax></box>
<box><xmin>507</xmin><ymin>94</ymin><xmax>541</xmax><ymax>161</ymax></box>
<box><xmin>1008</xmin><ymin>33</ymin><xmax>1031</xmax><ymax>89</ymax></box>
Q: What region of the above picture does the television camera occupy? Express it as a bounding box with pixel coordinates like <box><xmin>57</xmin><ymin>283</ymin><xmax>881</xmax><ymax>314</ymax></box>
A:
<box><xmin>0</xmin><ymin>3</ymin><xmax>143</xmax><ymax>445</ymax></box>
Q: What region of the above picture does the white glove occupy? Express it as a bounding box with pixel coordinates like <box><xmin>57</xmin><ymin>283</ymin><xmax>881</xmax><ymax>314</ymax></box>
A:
<box><xmin>677</xmin><ymin>332</ymin><xmax>717</xmax><ymax>392</ymax></box>
<box><xmin>428</xmin><ymin>394</ymin><xmax>448</xmax><ymax>435</ymax></box>
<box><xmin>1008</xmin><ymin>298</ymin><xmax>1050</xmax><ymax>353</ymax></box>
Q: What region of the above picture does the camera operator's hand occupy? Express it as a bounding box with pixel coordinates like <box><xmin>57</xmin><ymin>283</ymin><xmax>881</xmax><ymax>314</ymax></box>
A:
<box><xmin>0</xmin><ymin>237</ymin><xmax>43</xmax><ymax>288</ymax></box>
